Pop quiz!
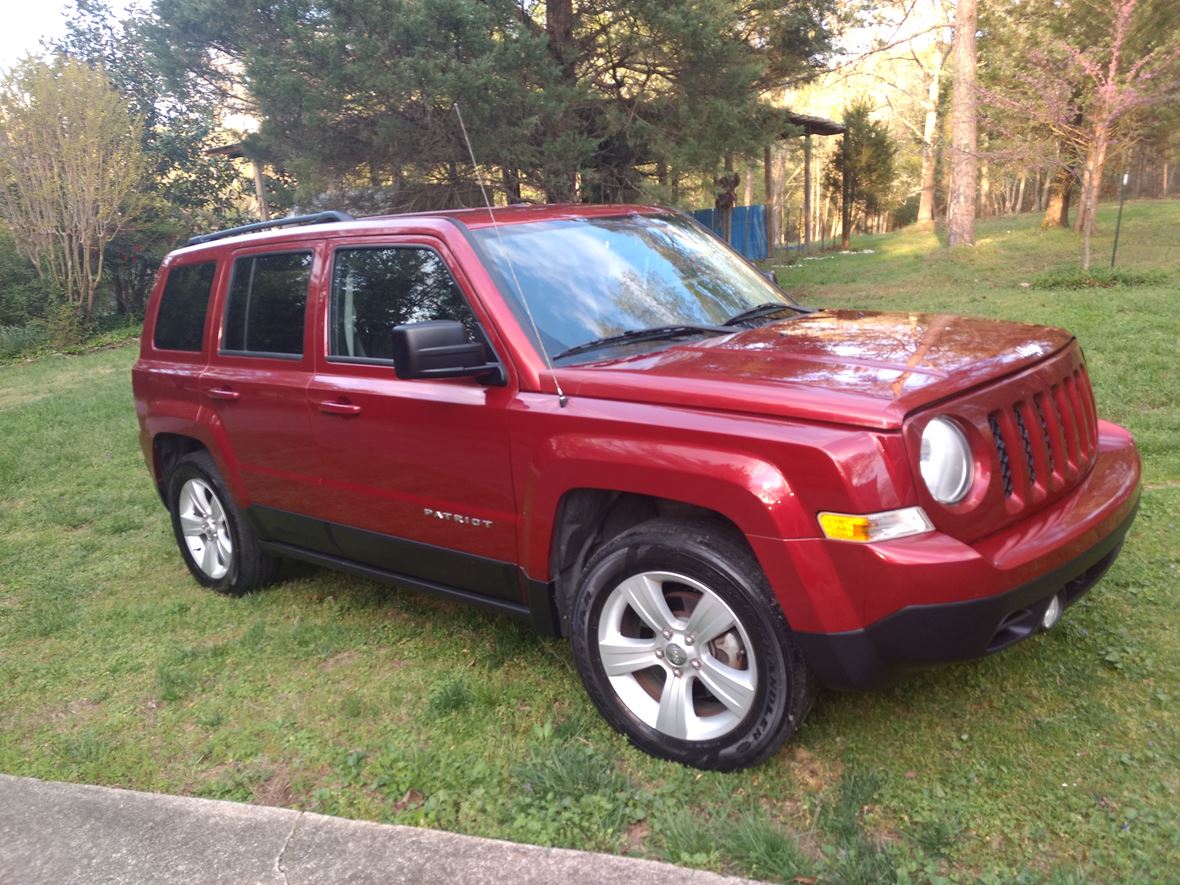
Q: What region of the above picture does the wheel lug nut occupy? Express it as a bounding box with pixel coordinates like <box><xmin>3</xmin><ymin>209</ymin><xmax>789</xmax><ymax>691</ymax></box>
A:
<box><xmin>655</xmin><ymin>649</ymin><xmax>664</xmax><ymax>659</ymax></box>
<box><xmin>662</xmin><ymin>628</ymin><xmax>673</xmax><ymax>639</ymax></box>
<box><xmin>690</xmin><ymin>659</ymin><xmax>702</xmax><ymax>670</ymax></box>
<box><xmin>685</xmin><ymin>634</ymin><xmax>695</xmax><ymax>645</ymax></box>
<box><xmin>672</xmin><ymin>668</ymin><xmax>682</xmax><ymax>678</ymax></box>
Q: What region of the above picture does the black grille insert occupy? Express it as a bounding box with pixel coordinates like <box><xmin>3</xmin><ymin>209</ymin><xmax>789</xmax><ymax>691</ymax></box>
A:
<box><xmin>989</xmin><ymin>413</ymin><xmax>1013</xmax><ymax>497</ymax></box>
<box><xmin>1014</xmin><ymin>405</ymin><xmax>1036</xmax><ymax>487</ymax></box>
<box><xmin>1033</xmin><ymin>395</ymin><xmax>1055</xmax><ymax>477</ymax></box>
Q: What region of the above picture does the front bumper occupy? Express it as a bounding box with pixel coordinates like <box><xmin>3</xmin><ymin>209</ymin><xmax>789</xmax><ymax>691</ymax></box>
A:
<box><xmin>765</xmin><ymin>419</ymin><xmax>1140</xmax><ymax>690</ymax></box>
<box><xmin>794</xmin><ymin>502</ymin><xmax>1136</xmax><ymax>689</ymax></box>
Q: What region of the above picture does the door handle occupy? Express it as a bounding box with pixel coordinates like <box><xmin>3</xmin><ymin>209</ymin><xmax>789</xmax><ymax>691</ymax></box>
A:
<box><xmin>318</xmin><ymin>399</ymin><xmax>362</xmax><ymax>416</ymax></box>
<box><xmin>206</xmin><ymin>387</ymin><xmax>240</xmax><ymax>401</ymax></box>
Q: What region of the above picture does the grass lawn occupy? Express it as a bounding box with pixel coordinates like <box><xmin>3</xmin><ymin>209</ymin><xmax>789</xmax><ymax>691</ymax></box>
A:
<box><xmin>1</xmin><ymin>199</ymin><xmax>1177</xmax><ymax>882</ymax></box>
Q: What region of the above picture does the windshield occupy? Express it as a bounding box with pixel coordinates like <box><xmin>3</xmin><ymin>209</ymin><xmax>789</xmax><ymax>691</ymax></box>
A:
<box><xmin>470</xmin><ymin>213</ymin><xmax>795</xmax><ymax>363</ymax></box>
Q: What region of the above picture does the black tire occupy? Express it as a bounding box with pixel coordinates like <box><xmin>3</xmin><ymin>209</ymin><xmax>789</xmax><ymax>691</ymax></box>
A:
<box><xmin>166</xmin><ymin>451</ymin><xmax>278</xmax><ymax>595</ymax></box>
<box><xmin>570</xmin><ymin>518</ymin><xmax>815</xmax><ymax>771</ymax></box>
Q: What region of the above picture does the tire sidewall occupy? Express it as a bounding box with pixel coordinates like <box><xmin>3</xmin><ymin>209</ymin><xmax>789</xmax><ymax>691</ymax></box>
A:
<box><xmin>166</xmin><ymin>456</ymin><xmax>244</xmax><ymax>593</ymax></box>
<box><xmin>571</xmin><ymin>530</ymin><xmax>796</xmax><ymax>770</ymax></box>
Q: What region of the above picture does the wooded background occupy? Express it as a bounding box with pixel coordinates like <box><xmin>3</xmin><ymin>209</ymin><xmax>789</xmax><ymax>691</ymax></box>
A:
<box><xmin>0</xmin><ymin>0</ymin><xmax>1177</xmax><ymax>347</ymax></box>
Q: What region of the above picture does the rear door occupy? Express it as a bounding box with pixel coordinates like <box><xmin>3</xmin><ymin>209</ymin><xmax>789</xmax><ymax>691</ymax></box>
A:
<box><xmin>304</xmin><ymin>236</ymin><xmax>520</xmax><ymax>600</ymax></box>
<box><xmin>201</xmin><ymin>243</ymin><xmax>326</xmax><ymax>544</ymax></box>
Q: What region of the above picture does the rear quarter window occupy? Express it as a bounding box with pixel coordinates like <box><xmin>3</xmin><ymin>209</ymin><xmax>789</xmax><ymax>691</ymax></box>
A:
<box><xmin>153</xmin><ymin>261</ymin><xmax>217</xmax><ymax>352</ymax></box>
<box><xmin>222</xmin><ymin>251</ymin><xmax>313</xmax><ymax>358</ymax></box>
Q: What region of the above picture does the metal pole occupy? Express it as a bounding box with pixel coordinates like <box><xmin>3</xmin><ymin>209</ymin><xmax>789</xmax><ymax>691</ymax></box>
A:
<box><xmin>1110</xmin><ymin>172</ymin><xmax>1128</xmax><ymax>269</ymax></box>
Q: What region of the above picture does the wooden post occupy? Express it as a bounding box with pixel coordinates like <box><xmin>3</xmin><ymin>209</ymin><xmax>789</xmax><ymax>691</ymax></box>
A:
<box><xmin>763</xmin><ymin>146</ymin><xmax>775</xmax><ymax>249</ymax></box>
<box><xmin>840</xmin><ymin>133</ymin><xmax>851</xmax><ymax>250</ymax></box>
<box><xmin>252</xmin><ymin>159</ymin><xmax>270</xmax><ymax>221</ymax></box>
<box><xmin>803</xmin><ymin>132</ymin><xmax>813</xmax><ymax>252</ymax></box>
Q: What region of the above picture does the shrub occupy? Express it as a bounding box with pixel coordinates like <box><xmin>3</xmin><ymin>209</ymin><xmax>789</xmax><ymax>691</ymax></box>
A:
<box><xmin>0</xmin><ymin>323</ymin><xmax>49</xmax><ymax>359</ymax></box>
<box><xmin>1031</xmin><ymin>266</ymin><xmax>1169</xmax><ymax>289</ymax></box>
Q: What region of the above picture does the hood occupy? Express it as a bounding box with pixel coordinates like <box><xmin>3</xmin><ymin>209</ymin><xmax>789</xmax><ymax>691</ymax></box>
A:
<box><xmin>555</xmin><ymin>311</ymin><xmax>1075</xmax><ymax>429</ymax></box>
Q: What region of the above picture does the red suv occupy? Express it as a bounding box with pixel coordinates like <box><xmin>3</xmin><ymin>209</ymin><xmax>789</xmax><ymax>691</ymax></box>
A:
<box><xmin>133</xmin><ymin>206</ymin><xmax>1140</xmax><ymax>770</ymax></box>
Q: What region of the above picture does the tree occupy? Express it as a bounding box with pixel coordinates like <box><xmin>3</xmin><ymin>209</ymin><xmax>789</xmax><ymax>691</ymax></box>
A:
<box><xmin>0</xmin><ymin>226</ymin><xmax>55</xmax><ymax>327</ymax></box>
<box><xmin>1066</xmin><ymin>0</ymin><xmax>1179</xmax><ymax>266</ymax></box>
<box><xmin>914</xmin><ymin>14</ymin><xmax>952</xmax><ymax>226</ymax></box>
<box><xmin>53</xmin><ymin>1</ymin><xmax>259</xmax><ymax>314</ymax></box>
<box><xmin>147</xmin><ymin>0</ymin><xmax>843</xmax><ymax>208</ymax></box>
<box><xmin>946</xmin><ymin>0</ymin><xmax>977</xmax><ymax>247</ymax></box>
<box><xmin>861</xmin><ymin>0</ymin><xmax>952</xmax><ymax>225</ymax></box>
<box><xmin>827</xmin><ymin>99</ymin><xmax>897</xmax><ymax>248</ymax></box>
<box><xmin>980</xmin><ymin>0</ymin><xmax>1180</xmax><ymax>265</ymax></box>
<box><xmin>0</xmin><ymin>58</ymin><xmax>146</xmax><ymax>319</ymax></box>
<box><xmin>57</xmin><ymin>1</ymin><xmax>246</xmax><ymax>218</ymax></box>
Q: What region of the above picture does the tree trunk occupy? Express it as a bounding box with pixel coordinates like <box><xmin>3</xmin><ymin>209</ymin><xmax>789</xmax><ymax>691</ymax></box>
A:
<box><xmin>947</xmin><ymin>0</ymin><xmax>977</xmax><ymax>247</ymax></box>
<box><xmin>717</xmin><ymin>153</ymin><xmax>735</xmax><ymax>243</ymax></box>
<box><xmin>1078</xmin><ymin>134</ymin><xmax>1109</xmax><ymax>270</ymax></box>
<box><xmin>1015</xmin><ymin>173</ymin><xmax>1027</xmax><ymax>215</ymax></box>
<box><xmin>978</xmin><ymin>154</ymin><xmax>990</xmax><ymax>219</ymax></box>
<box><xmin>1041</xmin><ymin>165</ymin><xmax>1073</xmax><ymax>228</ymax></box>
<box><xmin>916</xmin><ymin>46</ymin><xmax>945</xmax><ymax>225</ymax></box>
<box><xmin>545</xmin><ymin>0</ymin><xmax>578</xmax><ymax>202</ymax></box>
<box><xmin>502</xmin><ymin>167</ymin><xmax>522</xmax><ymax>203</ymax></box>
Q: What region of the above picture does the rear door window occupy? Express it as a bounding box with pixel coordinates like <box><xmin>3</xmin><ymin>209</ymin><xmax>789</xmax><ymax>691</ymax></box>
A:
<box><xmin>153</xmin><ymin>261</ymin><xmax>216</xmax><ymax>352</ymax></box>
<box><xmin>222</xmin><ymin>251</ymin><xmax>313</xmax><ymax>358</ymax></box>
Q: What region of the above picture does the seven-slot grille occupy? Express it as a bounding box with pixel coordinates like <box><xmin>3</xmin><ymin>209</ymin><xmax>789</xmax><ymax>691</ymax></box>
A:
<box><xmin>987</xmin><ymin>365</ymin><xmax>1098</xmax><ymax>508</ymax></box>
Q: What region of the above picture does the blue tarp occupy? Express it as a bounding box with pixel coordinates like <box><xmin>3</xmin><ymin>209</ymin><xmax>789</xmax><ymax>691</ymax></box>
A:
<box><xmin>691</xmin><ymin>204</ymin><xmax>768</xmax><ymax>261</ymax></box>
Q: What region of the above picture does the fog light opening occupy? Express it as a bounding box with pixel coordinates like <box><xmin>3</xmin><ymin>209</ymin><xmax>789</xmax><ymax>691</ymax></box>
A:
<box><xmin>1041</xmin><ymin>594</ymin><xmax>1063</xmax><ymax>631</ymax></box>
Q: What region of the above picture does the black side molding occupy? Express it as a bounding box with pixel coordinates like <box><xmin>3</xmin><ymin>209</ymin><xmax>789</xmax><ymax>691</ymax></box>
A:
<box><xmin>262</xmin><ymin>541</ymin><xmax>535</xmax><ymax>624</ymax></box>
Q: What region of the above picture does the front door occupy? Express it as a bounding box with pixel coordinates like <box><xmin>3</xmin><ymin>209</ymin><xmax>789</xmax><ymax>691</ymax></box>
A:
<box><xmin>304</xmin><ymin>238</ymin><xmax>520</xmax><ymax>600</ymax></box>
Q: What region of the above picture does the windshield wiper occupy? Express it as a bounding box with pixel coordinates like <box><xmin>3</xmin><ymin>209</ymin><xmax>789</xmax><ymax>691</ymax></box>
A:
<box><xmin>553</xmin><ymin>324</ymin><xmax>732</xmax><ymax>361</ymax></box>
<box><xmin>723</xmin><ymin>301</ymin><xmax>811</xmax><ymax>326</ymax></box>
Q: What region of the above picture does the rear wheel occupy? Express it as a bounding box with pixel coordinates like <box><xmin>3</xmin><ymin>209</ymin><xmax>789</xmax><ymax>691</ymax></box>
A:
<box><xmin>167</xmin><ymin>451</ymin><xmax>277</xmax><ymax>595</ymax></box>
<box><xmin>570</xmin><ymin>518</ymin><xmax>814</xmax><ymax>770</ymax></box>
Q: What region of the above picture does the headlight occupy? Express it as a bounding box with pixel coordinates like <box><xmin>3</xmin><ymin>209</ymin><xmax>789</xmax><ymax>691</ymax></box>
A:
<box><xmin>919</xmin><ymin>417</ymin><xmax>973</xmax><ymax>504</ymax></box>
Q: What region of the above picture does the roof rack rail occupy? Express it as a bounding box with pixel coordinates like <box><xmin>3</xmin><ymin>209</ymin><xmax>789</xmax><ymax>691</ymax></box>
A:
<box><xmin>186</xmin><ymin>211</ymin><xmax>355</xmax><ymax>246</ymax></box>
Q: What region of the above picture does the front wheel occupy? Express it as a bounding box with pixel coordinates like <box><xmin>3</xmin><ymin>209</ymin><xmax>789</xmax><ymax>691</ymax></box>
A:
<box><xmin>570</xmin><ymin>519</ymin><xmax>814</xmax><ymax>771</ymax></box>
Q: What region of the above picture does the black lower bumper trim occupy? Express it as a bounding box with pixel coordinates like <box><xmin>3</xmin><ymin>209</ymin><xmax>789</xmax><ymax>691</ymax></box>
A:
<box><xmin>796</xmin><ymin>500</ymin><xmax>1138</xmax><ymax>690</ymax></box>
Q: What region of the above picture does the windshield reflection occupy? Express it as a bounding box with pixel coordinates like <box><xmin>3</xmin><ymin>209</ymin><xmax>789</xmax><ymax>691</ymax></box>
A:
<box><xmin>471</xmin><ymin>214</ymin><xmax>792</xmax><ymax>362</ymax></box>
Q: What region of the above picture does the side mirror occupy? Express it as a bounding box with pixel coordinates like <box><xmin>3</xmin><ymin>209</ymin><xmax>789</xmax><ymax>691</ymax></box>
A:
<box><xmin>763</xmin><ymin>269</ymin><xmax>779</xmax><ymax>286</ymax></box>
<box><xmin>391</xmin><ymin>320</ymin><xmax>505</xmax><ymax>385</ymax></box>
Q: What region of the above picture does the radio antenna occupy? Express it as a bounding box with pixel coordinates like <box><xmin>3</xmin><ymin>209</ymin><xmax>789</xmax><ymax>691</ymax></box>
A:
<box><xmin>453</xmin><ymin>103</ymin><xmax>567</xmax><ymax>408</ymax></box>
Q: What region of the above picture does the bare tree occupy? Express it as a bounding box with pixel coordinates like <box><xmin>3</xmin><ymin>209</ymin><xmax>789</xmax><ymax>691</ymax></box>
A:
<box><xmin>982</xmin><ymin>0</ymin><xmax>1180</xmax><ymax>265</ymax></box>
<box><xmin>947</xmin><ymin>0</ymin><xmax>977</xmax><ymax>246</ymax></box>
<box><xmin>1068</xmin><ymin>0</ymin><xmax>1178</xmax><ymax>266</ymax></box>
<box><xmin>0</xmin><ymin>57</ymin><xmax>145</xmax><ymax>318</ymax></box>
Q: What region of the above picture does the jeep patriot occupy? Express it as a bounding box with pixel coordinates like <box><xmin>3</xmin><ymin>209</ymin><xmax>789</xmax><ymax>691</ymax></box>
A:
<box><xmin>133</xmin><ymin>205</ymin><xmax>1141</xmax><ymax>770</ymax></box>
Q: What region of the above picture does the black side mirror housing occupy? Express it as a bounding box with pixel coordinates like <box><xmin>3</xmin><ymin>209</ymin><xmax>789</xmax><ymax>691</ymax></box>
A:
<box><xmin>763</xmin><ymin>269</ymin><xmax>779</xmax><ymax>286</ymax></box>
<box><xmin>391</xmin><ymin>320</ymin><xmax>505</xmax><ymax>384</ymax></box>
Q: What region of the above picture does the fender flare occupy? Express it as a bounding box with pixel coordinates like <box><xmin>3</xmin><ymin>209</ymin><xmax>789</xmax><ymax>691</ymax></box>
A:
<box><xmin>144</xmin><ymin>405</ymin><xmax>248</xmax><ymax>506</ymax></box>
<box><xmin>520</xmin><ymin>434</ymin><xmax>814</xmax><ymax>580</ymax></box>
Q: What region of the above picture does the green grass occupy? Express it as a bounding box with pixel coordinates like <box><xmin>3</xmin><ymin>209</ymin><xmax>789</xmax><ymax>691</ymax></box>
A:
<box><xmin>1</xmin><ymin>199</ymin><xmax>1178</xmax><ymax>882</ymax></box>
